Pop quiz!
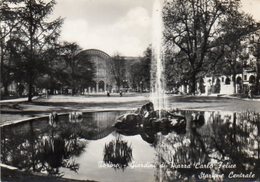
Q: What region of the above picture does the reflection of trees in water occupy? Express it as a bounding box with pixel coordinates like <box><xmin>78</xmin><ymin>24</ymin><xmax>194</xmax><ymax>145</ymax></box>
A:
<box><xmin>154</xmin><ymin>111</ymin><xmax>260</xmax><ymax>181</ymax></box>
<box><xmin>1</xmin><ymin>117</ymin><xmax>87</xmax><ymax>176</ymax></box>
<box><xmin>1</xmin><ymin>112</ymin><xmax>123</xmax><ymax>176</ymax></box>
<box><xmin>36</xmin><ymin>126</ymin><xmax>86</xmax><ymax>175</ymax></box>
<box><xmin>210</xmin><ymin>112</ymin><xmax>260</xmax><ymax>177</ymax></box>
<box><xmin>103</xmin><ymin>136</ymin><xmax>133</xmax><ymax>171</ymax></box>
<box><xmin>154</xmin><ymin>133</ymin><xmax>210</xmax><ymax>181</ymax></box>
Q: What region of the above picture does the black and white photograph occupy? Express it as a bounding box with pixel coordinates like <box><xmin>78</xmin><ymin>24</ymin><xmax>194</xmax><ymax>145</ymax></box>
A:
<box><xmin>1</xmin><ymin>0</ymin><xmax>260</xmax><ymax>181</ymax></box>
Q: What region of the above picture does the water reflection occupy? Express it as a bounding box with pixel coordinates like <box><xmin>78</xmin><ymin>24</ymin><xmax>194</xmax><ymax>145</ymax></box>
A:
<box><xmin>0</xmin><ymin>111</ymin><xmax>121</xmax><ymax>177</ymax></box>
<box><xmin>103</xmin><ymin>136</ymin><xmax>133</xmax><ymax>171</ymax></box>
<box><xmin>1</xmin><ymin>117</ymin><xmax>86</xmax><ymax>176</ymax></box>
<box><xmin>1</xmin><ymin>110</ymin><xmax>259</xmax><ymax>181</ymax></box>
<box><xmin>154</xmin><ymin>111</ymin><xmax>260</xmax><ymax>181</ymax></box>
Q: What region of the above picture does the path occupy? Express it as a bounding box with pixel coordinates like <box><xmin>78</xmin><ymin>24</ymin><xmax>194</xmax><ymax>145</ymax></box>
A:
<box><xmin>1</xmin><ymin>94</ymin><xmax>260</xmax><ymax>125</ymax></box>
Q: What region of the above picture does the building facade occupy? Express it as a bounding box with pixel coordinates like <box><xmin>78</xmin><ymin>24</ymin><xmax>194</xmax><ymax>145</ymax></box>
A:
<box><xmin>77</xmin><ymin>49</ymin><xmax>113</xmax><ymax>93</ymax></box>
<box><xmin>179</xmin><ymin>69</ymin><xmax>257</xmax><ymax>95</ymax></box>
<box><xmin>77</xmin><ymin>49</ymin><xmax>140</xmax><ymax>93</ymax></box>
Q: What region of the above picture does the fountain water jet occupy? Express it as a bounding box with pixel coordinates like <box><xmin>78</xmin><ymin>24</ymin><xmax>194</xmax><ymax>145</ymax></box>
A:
<box><xmin>150</xmin><ymin>3</ymin><xmax>167</xmax><ymax>181</ymax></box>
<box><xmin>150</xmin><ymin>0</ymin><xmax>168</xmax><ymax>115</ymax></box>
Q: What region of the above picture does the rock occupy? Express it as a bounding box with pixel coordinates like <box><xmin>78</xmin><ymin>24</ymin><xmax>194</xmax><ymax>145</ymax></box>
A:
<box><xmin>114</xmin><ymin>102</ymin><xmax>187</xmax><ymax>135</ymax></box>
<box><xmin>169</xmin><ymin>116</ymin><xmax>186</xmax><ymax>134</ymax></box>
<box><xmin>139</xmin><ymin>102</ymin><xmax>154</xmax><ymax>117</ymax></box>
<box><xmin>114</xmin><ymin>113</ymin><xmax>142</xmax><ymax>129</ymax></box>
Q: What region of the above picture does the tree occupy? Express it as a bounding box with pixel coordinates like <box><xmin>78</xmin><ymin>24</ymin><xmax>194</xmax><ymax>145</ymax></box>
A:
<box><xmin>220</xmin><ymin>8</ymin><xmax>258</xmax><ymax>94</ymax></box>
<box><xmin>250</xmin><ymin>31</ymin><xmax>260</xmax><ymax>95</ymax></box>
<box><xmin>164</xmin><ymin>49</ymin><xmax>186</xmax><ymax>91</ymax></box>
<box><xmin>110</xmin><ymin>54</ymin><xmax>126</xmax><ymax>92</ymax></box>
<box><xmin>60</xmin><ymin>42</ymin><xmax>95</xmax><ymax>95</ymax></box>
<box><xmin>163</xmin><ymin>0</ymin><xmax>256</xmax><ymax>94</ymax></box>
<box><xmin>129</xmin><ymin>47</ymin><xmax>151</xmax><ymax>92</ymax></box>
<box><xmin>0</xmin><ymin>0</ymin><xmax>24</xmax><ymax>96</ymax></box>
<box><xmin>0</xmin><ymin>0</ymin><xmax>24</xmax><ymax>40</ymax></box>
<box><xmin>16</xmin><ymin>0</ymin><xmax>62</xmax><ymax>101</ymax></box>
<box><xmin>2</xmin><ymin>35</ymin><xmax>26</xmax><ymax>96</ymax></box>
<box><xmin>35</xmin><ymin>41</ymin><xmax>64</xmax><ymax>94</ymax></box>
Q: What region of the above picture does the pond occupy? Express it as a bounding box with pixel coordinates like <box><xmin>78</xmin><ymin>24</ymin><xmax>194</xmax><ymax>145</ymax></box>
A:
<box><xmin>1</xmin><ymin>110</ymin><xmax>260</xmax><ymax>182</ymax></box>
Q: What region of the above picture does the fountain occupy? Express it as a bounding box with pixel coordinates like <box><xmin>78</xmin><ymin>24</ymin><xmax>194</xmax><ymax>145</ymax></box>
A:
<box><xmin>114</xmin><ymin>0</ymin><xmax>187</xmax><ymax>132</ymax></box>
<box><xmin>150</xmin><ymin>3</ymin><xmax>167</xmax><ymax>181</ymax></box>
<box><xmin>150</xmin><ymin>0</ymin><xmax>168</xmax><ymax>115</ymax></box>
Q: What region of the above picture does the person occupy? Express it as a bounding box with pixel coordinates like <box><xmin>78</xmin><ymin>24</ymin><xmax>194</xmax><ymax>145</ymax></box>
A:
<box><xmin>120</xmin><ymin>90</ymin><xmax>123</xmax><ymax>97</ymax></box>
<box><xmin>107</xmin><ymin>91</ymin><xmax>110</xmax><ymax>97</ymax></box>
<box><xmin>248</xmin><ymin>88</ymin><xmax>253</xmax><ymax>98</ymax></box>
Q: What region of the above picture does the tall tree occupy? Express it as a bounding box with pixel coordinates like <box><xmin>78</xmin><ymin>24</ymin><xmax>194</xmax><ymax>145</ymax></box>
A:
<box><xmin>129</xmin><ymin>47</ymin><xmax>151</xmax><ymax>92</ymax></box>
<box><xmin>110</xmin><ymin>54</ymin><xmax>126</xmax><ymax>92</ymax></box>
<box><xmin>35</xmin><ymin>41</ymin><xmax>63</xmax><ymax>94</ymax></box>
<box><xmin>17</xmin><ymin>0</ymin><xmax>62</xmax><ymax>101</ymax></box>
<box><xmin>0</xmin><ymin>0</ymin><xmax>23</xmax><ymax>96</ymax></box>
<box><xmin>163</xmin><ymin>0</ymin><xmax>257</xmax><ymax>94</ymax></box>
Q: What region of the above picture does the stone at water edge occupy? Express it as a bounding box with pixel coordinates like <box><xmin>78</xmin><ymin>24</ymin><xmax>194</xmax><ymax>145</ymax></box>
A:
<box><xmin>114</xmin><ymin>102</ymin><xmax>155</xmax><ymax>129</ymax></box>
<box><xmin>114</xmin><ymin>102</ymin><xmax>187</xmax><ymax>133</ymax></box>
<box><xmin>114</xmin><ymin>113</ymin><xmax>142</xmax><ymax>129</ymax></box>
<box><xmin>144</xmin><ymin>114</ymin><xmax>186</xmax><ymax>134</ymax></box>
<box><xmin>139</xmin><ymin>102</ymin><xmax>154</xmax><ymax>117</ymax></box>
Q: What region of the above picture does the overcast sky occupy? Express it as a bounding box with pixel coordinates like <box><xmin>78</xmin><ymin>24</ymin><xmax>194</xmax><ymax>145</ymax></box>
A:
<box><xmin>50</xmin><ymin>0</ymin><xmax>260</xmax><ymax>57</ymax></box>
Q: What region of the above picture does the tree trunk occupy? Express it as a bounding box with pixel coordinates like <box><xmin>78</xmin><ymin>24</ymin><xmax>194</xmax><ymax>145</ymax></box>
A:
<box><xmin>117</xmin><ymin>83</ymin><xmax>120</xmax><ymax>92</ymax></box>
<box><xmin>3</xmin><ymin>82</ymin><xmax>8</xmax><ymax>96</ymax></box>
<box><xmin>49</xmin><ymin>75</ymin><xmax>55</xmax><ymax>95</ymax></box>
<box><xmin>0</xmin><ymin>28</ymin><xmax>7</xmax><ymax>97</ymax></box>
<box><xmin>232</xmin><ymin>73</ymin><xmax>237</xmax><ymax>94</ymax></box>
<box><xmin>0</xmin><ymin>27</ymin><xmax>4</xmax><ymax>85</ymax></box>
<box><xmin>116</xmin><ymin>78</ymin><xmax>121</xmax><ymax>92</ymax></box>
<box><xmin>190</xmin><ymin>73</ymin><xmax>196</xmax><ymax>95</ymax></box>
<box><xmin>28</xmin><ymin>79</ymin><xmax>33</xmax><ymax>102</ymax></box>
<box><xmin>255</xmin><ymin>59</ymin><xmax>260</xmax><ymax>95</ymax></box>
<box><xmin>27</xmin><ymin>1</ymin><xmax>34</xmax><ymax>102</ymax></box>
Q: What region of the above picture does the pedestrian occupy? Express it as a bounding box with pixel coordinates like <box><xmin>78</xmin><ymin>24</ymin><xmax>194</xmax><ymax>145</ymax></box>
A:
<box><xmin>120</xmin><ymin>90</ymin><xmax>123</xmax><ymax>97</ymax></box>
<box><xmin>107</xmin><ymin>91</ymin><xmax>110</xmax><ymax>97</ymax></box>
<box><xmin>248</xmin><ymin>88</ymin><xmax>252</xmax><ymax>98</ymax></box>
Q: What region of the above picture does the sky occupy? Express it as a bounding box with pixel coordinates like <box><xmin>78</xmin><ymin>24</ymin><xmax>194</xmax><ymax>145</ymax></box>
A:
<box><xmin>50</xmin><ymin>0</ymin><xmax>260</xmax><ymax>57</ymax></box>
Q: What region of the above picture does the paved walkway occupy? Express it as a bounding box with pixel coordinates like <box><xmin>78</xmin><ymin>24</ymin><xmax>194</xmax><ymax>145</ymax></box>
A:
<box><xmin>0</xmin><ymin>96</ymin><xmax>39</xmax><ymax>103</ymax></box>
<box><xmin>2</xmin><ymin>94</ymin><xmax>260</xmax><ymax>125</ymax></box>
<box><xmin>36</xmin><ymin>95</ymin><xmax>149</xmax><ymax>103</ymax></box>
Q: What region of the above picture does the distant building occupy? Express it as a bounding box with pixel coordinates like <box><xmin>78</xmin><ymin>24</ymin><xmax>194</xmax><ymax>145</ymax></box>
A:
<box><xmin>77</xmin><ymin>49</ymin><xmax>140</xmax><ymax>93</ymax></box>
<box><xmin>179</xmin><ymin>69</ymin><xmax>257</xmax><ymax>95</ymax></box>
<box><xmin>202</xmin><ymin>69</ymin><xmax>256</xmax><ymax>95</ymax></box>
<box><xmin>77</xmin><ymin>49</ymin><xmax>113</xmax><ymax>93</ymax></box>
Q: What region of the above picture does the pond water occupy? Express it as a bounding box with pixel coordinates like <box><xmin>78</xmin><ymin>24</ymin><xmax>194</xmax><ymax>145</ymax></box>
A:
<box><xmin>1</xmin><ymin>110</ymin><xmax>260</xmax><ymax>182</ymax></box>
